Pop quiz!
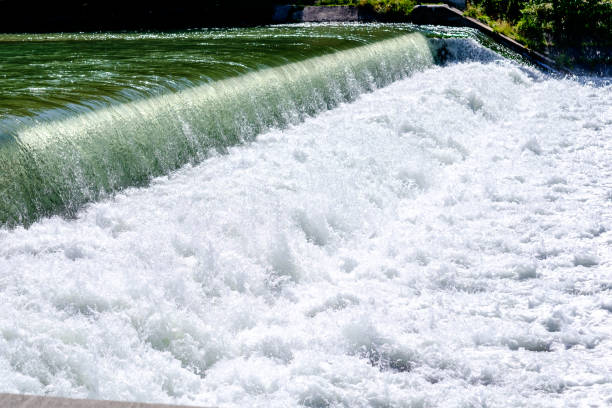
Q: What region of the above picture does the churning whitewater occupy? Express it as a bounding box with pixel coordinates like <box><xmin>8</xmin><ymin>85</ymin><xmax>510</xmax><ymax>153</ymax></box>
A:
<box><xmin>1</xmin><ymin>47</ymin><xmax>611</xmax><ymax>407</ymax></box>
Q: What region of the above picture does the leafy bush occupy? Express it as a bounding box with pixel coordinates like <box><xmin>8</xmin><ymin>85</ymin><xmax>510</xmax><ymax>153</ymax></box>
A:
<box><xmin>516</xmin><ymin>1</ymin><xmax>553</xmax><ymax>47</ymax></box>
<box><xmin>467</xmin><ymin>0</ymin><xmax>611</xmax><ymax>47</ymax></box>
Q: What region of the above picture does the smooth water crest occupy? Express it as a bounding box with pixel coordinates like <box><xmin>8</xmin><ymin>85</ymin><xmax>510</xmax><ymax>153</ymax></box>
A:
<box><xmin>0</xmin><ymin>24</ymin><xmax>610</xmax><ymax>407</ymax></box>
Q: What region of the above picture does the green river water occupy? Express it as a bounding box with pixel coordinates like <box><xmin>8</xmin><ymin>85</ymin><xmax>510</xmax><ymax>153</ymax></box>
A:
<box><xmin>1</xmin><ymin>25</ymin><xmax>422</xmax><ymax>126</ymax></box>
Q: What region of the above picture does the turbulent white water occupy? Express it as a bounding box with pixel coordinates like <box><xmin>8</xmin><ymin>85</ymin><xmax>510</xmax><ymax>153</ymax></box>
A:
<box><xmin>1</xmin><ymin>59</ymin><xmax>611</xmax><ymax>407</ymax></box>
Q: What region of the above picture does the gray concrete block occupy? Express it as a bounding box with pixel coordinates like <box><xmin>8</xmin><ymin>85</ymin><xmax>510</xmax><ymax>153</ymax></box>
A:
<box><xmin>0</xmin><ymin>394</ymin><xmax>209</xmax><ymax>408</ymax></box>
<box><xmin>302</xmin><ymin>6</ymin><xmax>359</xmax><ymax>22</ymax></box>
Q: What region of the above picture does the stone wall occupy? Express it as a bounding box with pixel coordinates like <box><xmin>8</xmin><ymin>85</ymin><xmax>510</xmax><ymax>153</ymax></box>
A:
<box><xmin>302</xmin><ymin>6</ymin><xmax>359</xmax><ymax>22</ymax></box>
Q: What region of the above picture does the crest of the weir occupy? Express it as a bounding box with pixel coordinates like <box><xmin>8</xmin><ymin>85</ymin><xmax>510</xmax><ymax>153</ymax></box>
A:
<box><xmin>0</xmin><ymin>33</ymin><xmax>440</xmax><ymax>228</ymax></box>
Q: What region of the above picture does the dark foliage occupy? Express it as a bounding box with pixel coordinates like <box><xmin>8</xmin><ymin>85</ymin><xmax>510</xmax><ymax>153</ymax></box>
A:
<box><xmin>0</xmin><ymin>0</ymin><xmax>282</xmax><ymax>32</ymax></box>
<box><xmin>467</xmin><ymin>0</ymin><xmax>611</xmax><ymax>47</ymax></box>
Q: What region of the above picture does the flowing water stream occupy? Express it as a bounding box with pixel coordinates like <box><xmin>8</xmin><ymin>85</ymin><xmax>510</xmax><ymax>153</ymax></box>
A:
<box><xmin>0</xmin><ymin>24</ymin><xmax>610</xmax><ymax>407</ymax></box>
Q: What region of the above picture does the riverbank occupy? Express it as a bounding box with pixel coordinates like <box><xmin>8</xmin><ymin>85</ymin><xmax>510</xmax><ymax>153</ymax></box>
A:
<box><xmin>463</xmin><ymin>0</ymin><xmax>611</xmax><ymax>75</ymax></box>
<box><xmin>271</xmin><ymin>4</ymin><xmax>566</xmax><ymax>74</ymax></box>
<box><xmin>274</xmin><ymin>2</ymin><xmax>609</xmax><ymax>75</ymax></box>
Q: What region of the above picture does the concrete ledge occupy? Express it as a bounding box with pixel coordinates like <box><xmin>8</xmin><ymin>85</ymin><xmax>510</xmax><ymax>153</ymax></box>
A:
<box><xmin>0</xmin><ymin>394</ymin><xmax>208</xmax><ymax>408</ymax></box>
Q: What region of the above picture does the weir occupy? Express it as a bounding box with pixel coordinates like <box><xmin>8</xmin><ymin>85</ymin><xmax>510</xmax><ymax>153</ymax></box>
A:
<box><xmin>0</xmin><ymin>33</ymin><xmax>436</xmax><ymax>228</ymax></box>
<box><xmin>1</xmin><ymin>20</ymin><xmax>609</xmax><ymax>408</ymax></box>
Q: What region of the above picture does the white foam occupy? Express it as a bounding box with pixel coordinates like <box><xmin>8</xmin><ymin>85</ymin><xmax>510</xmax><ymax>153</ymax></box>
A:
<box><xmin>1</xmin><ymin>61</ymin><xmax>611</xmax><ymax>407</ymax></box>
